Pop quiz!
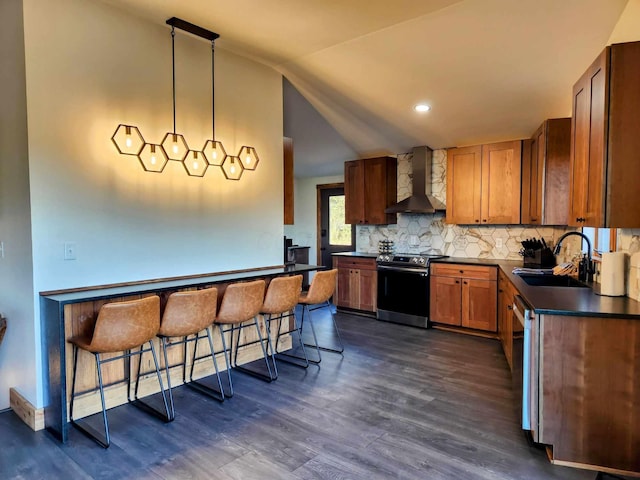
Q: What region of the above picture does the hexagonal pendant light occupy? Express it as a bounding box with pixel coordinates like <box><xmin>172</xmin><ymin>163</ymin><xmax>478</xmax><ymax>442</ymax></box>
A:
<box><xmin>112</xmin><ymin>124</ymin><xmax>144</xmax><ymax>155</ymax></box>
<box><xmin>111</xmin><ymin>17</ymin><xmax>260</xmax><ymax>180</ymax></box>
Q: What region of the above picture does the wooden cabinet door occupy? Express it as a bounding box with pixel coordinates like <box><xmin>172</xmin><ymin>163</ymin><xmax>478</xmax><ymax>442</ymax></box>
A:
<box><xmin>462</xmin><ymin>278</ymin><xmax>497</xmax><ymax>331</ymax></box>
<box><xmin>526</xmin><ymin>127</ymin><xmax>544</xmax><ymax>224</ymax></box>
<box><xmin>446</xmin><ymin>146</ymin><xmax>482</xmax><ymax>224</ymax></box>
<box><xmin>358</xmin><ymin>269</ymin><xmax>377</xmax><ymax>312</ymax></box>
<box><xmin>481</xmin><ymin>141</ymin><xmax>522</xmax><ymax>224</ymax></box>
<box><xmin>344</xmin><ymin>160</ymin><xmax>364</xmax><ymax>224</ymax></box>
<box><xmin>364</xmin><ymin>158</ymin><xmax>390</xmax><ymax>225</ymax></box>
<box><xmin>430</xmin><ymin>276</ymin><xmax>462</xmax><ymax>326</ymax></box>
<box><xmin>336</xmin><ymin>267</ymin><xmax>354</xmax><ymax>309</ymax></box>
<box><xmin>569</xmin><ymin>49</ymin><xmax>607</xmax><ymax>227</ymax></box>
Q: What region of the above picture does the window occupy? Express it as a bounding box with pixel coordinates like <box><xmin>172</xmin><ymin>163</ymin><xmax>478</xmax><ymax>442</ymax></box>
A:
<box><xmin>329</xmin><ymin>195</ymin><xmax>351</xmax><ymax>246</ymax></box>
<box><xmin>581</xmin><ymin>227</ymin><xmax>617</xmax><ymax>257</ymax></box>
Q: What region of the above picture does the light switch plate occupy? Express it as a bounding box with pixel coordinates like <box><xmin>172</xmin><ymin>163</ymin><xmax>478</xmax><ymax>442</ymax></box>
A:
<box><xmin>495</xmin><ymin>238</ymin><xmax>503</xmax><ymax>248</ymax></box>
<box><xmin>64</xmin><ymin>242</ymin><xmax>77</xmax><ymax>260</ymax></box>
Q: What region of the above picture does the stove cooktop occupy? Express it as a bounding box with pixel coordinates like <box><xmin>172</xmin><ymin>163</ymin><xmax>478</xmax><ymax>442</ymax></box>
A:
<box><xmin>376</xmin><ymin>252</ymin><xmax>448</xmax><ymax>267</ymax></box>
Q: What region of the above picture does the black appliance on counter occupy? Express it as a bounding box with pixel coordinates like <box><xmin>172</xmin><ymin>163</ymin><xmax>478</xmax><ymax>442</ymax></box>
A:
<box><xmin>376</xmin><ymin>252</ymin><xmax>448</xmax><ymax>328</ymax></box>
<box><xmin>284</xmin><ymin>236</ymin><xmax>310</xmax><ymax>289</ymax></box>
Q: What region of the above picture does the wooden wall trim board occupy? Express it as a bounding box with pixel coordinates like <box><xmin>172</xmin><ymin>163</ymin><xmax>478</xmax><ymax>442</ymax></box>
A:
<box><xmin>10</xmin><ymin>388</ymin><xmax>45</xmax><ymax>431</ymax></box>
<box><xmin>284</xmin><ymin>136</ymin><xmax>294</xmax><ymax>225</ymax></box>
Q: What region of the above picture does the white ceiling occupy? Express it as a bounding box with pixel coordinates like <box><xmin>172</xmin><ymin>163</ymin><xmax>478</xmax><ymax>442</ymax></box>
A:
<box><xmin>103</xmin><ymin>0</ymin><xmax>637</xmax><ymax>176</ymax></box>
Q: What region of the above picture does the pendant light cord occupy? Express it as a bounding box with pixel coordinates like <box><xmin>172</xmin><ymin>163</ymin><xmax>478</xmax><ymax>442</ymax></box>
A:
<box><xmin>211</xmin><ymin>39</ymin><xmax>216</xmax><ymax>140</ymax></box>
<box><xmin>171</xmin><ymin>26</ymin><xmax>176</xmax><ymax>134</ymax></box>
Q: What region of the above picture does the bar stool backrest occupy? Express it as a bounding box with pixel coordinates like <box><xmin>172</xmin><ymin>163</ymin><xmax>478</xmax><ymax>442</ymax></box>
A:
<box><xmin>216</xmin><ymin>280</ymin><xmax>266</xmax><ymax>324</ymax></box>
<box><xmin>159</xmin><ymin>287</ymin><xmax>218</xmax><ymax>337</ymax></box>
<box><xmin>300</xmin><ymin>269</ymin><xmax>337</xmax><ymax>305</ymax></box>
<box><xmin>89</xmin><ymin>295</ymin><xmax>160</xmax><ymax>353</ymax></box>
<box><xmin>261</xmin><ymin>275</ymin><xmax>303</xmax><ymax>314</ymax></box>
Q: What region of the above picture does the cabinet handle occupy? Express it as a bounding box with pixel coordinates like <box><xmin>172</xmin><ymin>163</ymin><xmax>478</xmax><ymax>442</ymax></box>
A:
<box><xmin>499</xmin><ymin>289</ymin><xmax>503</xmax><ymax>293</ymax></box>
<box><xmin>459</xmin><ymin>270</ymin><xmax>464</xmax><ymax>273</ymax></box>
<box><xmin>482</xmin><ymin>219</ymin><xmax>487</xmax><ymax>223</ymax></box>
<box><xmin>531</xmin><ymin>218</ymin><xmax>537</xmax><ymax>222</ymax></box>
<box><xmin>475</xmin><ymin>219</ymin><xmax>480</xmax><ymax>223</ymax></box>
<box><xmin>463</xmin><ymin>281</ymin><xmax>468</xmax><ymax>285</ymax></box>
<box><xmin>455</xmin><ymin>280</ymin><xmax>460</xmax><ymax>284</ymax></box>
<box><xmin>507</xmin><ymin>305</ymin><xmax>513</xmax><ymax>310</ymax></box>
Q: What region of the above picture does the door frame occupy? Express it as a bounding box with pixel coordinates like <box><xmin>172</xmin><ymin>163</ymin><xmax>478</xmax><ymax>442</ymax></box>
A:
<box><xmin>316</xmin><ymin>182</ymin><xmax>345</xmax><ymax>265</ymax></box>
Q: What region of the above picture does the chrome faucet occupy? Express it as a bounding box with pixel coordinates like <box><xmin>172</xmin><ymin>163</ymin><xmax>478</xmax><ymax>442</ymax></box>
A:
<box><xmin>553</xmin><ymin>231</ymin><xmax>593</xmax><ymax>282</ymax></box>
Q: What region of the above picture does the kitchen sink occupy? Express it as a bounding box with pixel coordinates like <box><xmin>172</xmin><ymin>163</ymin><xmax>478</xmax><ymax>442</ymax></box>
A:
<box><xmin>517</xmin><ymin>274</ymin><xmax>589</xmax><ymax>288</ymax></box>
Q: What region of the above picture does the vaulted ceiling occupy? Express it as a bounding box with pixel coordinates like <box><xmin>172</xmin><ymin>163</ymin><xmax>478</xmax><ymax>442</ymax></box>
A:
<box><xmin>103</xmin><ymin>0</ymin><xmax>637</xmax><ymax>176</ymax></box>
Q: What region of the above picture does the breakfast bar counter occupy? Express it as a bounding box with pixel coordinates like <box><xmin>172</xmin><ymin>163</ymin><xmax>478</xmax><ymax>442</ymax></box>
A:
<box><xmin>41</xmin><ymin>263</ymin><xmax>324</xmax><ymax>443</ymax></box>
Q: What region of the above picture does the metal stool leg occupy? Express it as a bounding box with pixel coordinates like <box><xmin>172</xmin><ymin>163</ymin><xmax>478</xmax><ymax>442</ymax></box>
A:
<box><xmin>231</xmin><ymin>317</ymin><xmax>276</xmax><ymax>382</ymax></box>
<box><xmin>186</xmin><ymin>328</ymin><xmax>225</xmax><ymax>402</ymax></box>
<box><xmin>303</xmin><ymin>301</ymin><xmax>343</xmax><ymax>355</ymax></box>
<box><xmin>272</xmin><ymin>309</ymin><xmax>310</xmax><ymax>368</ymax></box>
<box><xmin>218</xmin><ymin>325</ymin><xmax>234</xmax><ymax>398</ymax></box>
<box><xmin>131</xmin><ymin>342</ymin><xmax>172</xmax><ymax>423</ymax></box>
<box><xmin>160</xmin><ymin>337</ymin><xmax>176</xmax><ymax>420</ymax></box>
<box><xmin>300</xmin><ymin>304</ymin><xmax>322</xmax><ymax>364</ymax></box>
<box><xmin>70</xmin><ymin>351</ymin><xmax>111</xmax><ymax>448</ymax></box>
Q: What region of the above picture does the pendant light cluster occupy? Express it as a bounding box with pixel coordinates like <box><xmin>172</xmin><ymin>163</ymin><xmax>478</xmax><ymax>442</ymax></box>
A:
<box><xmin>112</xmin><ymin>17</ymin><xmax>259</xmax><ymax>180</ymax></box>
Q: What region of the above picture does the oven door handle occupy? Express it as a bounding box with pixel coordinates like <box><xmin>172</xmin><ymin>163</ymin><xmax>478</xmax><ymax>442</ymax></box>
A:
<box><xmin>377</xmin><ymin>265</ymin><xmax>429</xmax><ymax>275</ymax></box>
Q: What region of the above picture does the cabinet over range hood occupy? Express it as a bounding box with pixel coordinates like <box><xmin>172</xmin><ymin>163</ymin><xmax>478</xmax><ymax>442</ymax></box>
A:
<box><xmin>385</xmin><ymin>146</ymin><xmax>446</xmax><ymax>214</ymax></box>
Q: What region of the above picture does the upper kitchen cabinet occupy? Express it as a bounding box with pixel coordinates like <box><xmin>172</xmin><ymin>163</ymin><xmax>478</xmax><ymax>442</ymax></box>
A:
<box><xmin>345</xmin><ymin>157</ymin><xmax>397</xmax><ymax>225</ymax></box>
<box><xmin>446</xmin><ymin>140</ymin><xmax>522</xmax><ymax>225</ymax></box>
<box><xmin>521</xmin><ymin>118</ymin><xmax>571</xmax><ymax>225</ymax></box>
<box><xmin>569</xmin><ymin>41</ymin><xmax>640</xmax><ymax>228</ymax></box>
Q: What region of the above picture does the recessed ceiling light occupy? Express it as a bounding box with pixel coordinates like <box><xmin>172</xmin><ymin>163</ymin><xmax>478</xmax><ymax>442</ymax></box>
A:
<box><xmin>414</xmin><ymin>103</ymin><xmax>431</xmax><ymax>113</ymax></box>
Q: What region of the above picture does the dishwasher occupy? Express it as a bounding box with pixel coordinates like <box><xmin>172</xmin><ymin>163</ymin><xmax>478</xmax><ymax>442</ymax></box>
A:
<box><xmin>512</xmin><ymin>294</ymin><xmax>535</xmax><ymax>432</ymax></box>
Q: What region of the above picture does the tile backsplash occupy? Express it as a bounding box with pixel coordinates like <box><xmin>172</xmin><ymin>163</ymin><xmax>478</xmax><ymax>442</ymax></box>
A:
<box><xmin>356</xmin><ymin>149</ymin><xmax>579</xmax><ymax>261</ymax></box>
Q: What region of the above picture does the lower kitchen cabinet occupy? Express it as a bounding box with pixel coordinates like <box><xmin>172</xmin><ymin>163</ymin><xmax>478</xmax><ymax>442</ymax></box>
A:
<box><xmin>430</xmin><ymin>263</ymin><xmax>497</xmax><ymax>332</ymax></box>
<box><xmin>497</xmin><ymin>269</ymin><xmax>517</xmax><ymax>369</ymax></box>
<box><xmin>333</xmin><ymin>256</ymin><xmax>377</xmax><ymax>313</ymax></box>
<box><xmin>534</xmin><ymin>313</ymin><xmax>640</xmax><ymax>474</ymax></box>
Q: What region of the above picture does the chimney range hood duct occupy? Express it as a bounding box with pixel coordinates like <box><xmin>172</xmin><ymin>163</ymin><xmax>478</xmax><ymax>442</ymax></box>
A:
<box><xmin>385</xmin><ymin>146</ymin><xmax>446</xmax><ymax>214</ymax></box>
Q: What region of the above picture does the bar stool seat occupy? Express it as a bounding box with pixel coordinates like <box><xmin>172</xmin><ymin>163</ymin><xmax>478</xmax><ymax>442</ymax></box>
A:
<box><xmin>215</xmin><ymin>279</ymin><xmax>275</xmax><ymax>386</ymax></box>
<box><xmin>69</xmin><ymin>295</ymin><xmax>171</xmax><ymax>448</ymax></box>
<box><xmin>297</xmin><ymin>268</ymin><xmax>342</xmax><ymax>364</ymax></box>
<box><xmin>157</xmin><ymin>287</ymin><xmax>227</xmax><ymax>419</ymax></box>
<box><xmin>260</xmin><ymin>275</ymin><xmax>306</xmax><ymax>373</ymax></box>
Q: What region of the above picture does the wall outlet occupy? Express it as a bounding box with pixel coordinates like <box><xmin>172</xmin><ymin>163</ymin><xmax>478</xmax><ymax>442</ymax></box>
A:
<box><xmin>64</xmin><ymin>242</ymin><xmax>77</xmax><ymax>260</ymax></box>
<box><xmin>495</xmin><ymin>238</ymin><xmax>503</xmax><ymax>248</ymax></box>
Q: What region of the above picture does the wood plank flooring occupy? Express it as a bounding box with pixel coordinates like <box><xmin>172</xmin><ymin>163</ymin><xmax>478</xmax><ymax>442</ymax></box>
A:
<box><xmin>0</xmin><ymin>308</ymin><xmax>607</xmax><ymax>479</ymax></box>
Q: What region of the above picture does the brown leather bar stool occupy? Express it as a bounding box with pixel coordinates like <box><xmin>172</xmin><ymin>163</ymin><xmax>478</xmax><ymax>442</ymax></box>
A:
<box><xmin>261</xmin><ymin>275</ymin><xmax>306</xmax><ymax>374</ymax></box>
<box><xmin>297</xmin><ymin>268</ymin><xmax>342</xmax><ymax>364</ymax></box>
<box><xmin>69</xmin><ymin>295</ymin><xmax>171</xmax><ymax>448</ymax></box>
<box><xmin>215</xmin><ymin>279</ymin><xmax>275</xmax><ymax>385</ymax></box>
<box><xmin>156</xmin><ymin>287</ymin><xmax>227</xmax><ymax>420</ymax></box>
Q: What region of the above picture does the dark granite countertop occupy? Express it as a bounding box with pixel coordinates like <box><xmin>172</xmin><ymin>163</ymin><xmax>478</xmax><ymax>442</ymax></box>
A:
<box><xmin>332</xmin><ymin>252</ymin><xmax>379</xmax><ymax>258</ymax></box>
<box><xmin>431</xmin><ymin>257</ymin><xmax>640</xmax><ymax>318</ymax></box>
<box><xmin>41</xmin><ymin>264</ymin><xmax>324</xmax><ymax>305</ymax></box>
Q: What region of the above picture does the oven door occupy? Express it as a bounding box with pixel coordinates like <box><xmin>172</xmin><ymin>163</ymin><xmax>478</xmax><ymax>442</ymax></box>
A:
<box><xmin>376</xmin><ymin>265</ymin><xmax>430</xmax><ymax>328</ymax></box>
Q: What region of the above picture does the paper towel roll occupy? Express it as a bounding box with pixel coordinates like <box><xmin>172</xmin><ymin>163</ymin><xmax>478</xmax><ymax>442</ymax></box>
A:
<box><xmin>600</xmin><ymin>252</ymin><xmax>626</xmax><ymax>296</ymax></box>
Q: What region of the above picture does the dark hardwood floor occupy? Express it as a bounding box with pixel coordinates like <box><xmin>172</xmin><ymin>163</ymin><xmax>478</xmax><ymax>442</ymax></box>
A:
<box><xmin>1</xmin><ymin>308</ymin><xmax>604</xmax><ymax>479</ymax></box>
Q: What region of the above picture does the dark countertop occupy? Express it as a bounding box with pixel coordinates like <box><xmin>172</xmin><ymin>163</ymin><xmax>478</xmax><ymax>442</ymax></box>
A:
<box><xmin>332</xmin><ymin>252</ymin><xmax>379</xmax><ymax>258</ymax></box>
<box><xmin>431</xmin><ymin>257</ymin><xmax>640</xmax><ymax>318</ymax></box>
<box><xmin>40</xmin><ymin>264</ymin><xmax>324</xmax><ymax>305</ymax></box>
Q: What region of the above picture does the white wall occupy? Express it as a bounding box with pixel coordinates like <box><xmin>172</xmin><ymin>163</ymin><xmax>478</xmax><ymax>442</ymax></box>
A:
<box><xmin>284</xmin><ymin>175</ymin><xmax>344</xmax><ymax>267</ymax></box>
<box><xmin>16</xmin><ymin>0</ymin><xmax>284</xmax><ymax>408</ymax></box>
<box><xmin>0</xmin><ymin>0</ymin><xmax>37</xmax><ymax>411</ymax></box>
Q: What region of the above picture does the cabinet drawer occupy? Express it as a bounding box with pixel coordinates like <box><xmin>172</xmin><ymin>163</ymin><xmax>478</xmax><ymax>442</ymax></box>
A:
<box><xmin>431</xmin><ymin>263</ymin><xmax>497</xmax><ymax>281</ymax></box>
<box><xmin>334</xmin><ymin>256</ymin><xmax>376</xmax><ymax>270</ymax></box>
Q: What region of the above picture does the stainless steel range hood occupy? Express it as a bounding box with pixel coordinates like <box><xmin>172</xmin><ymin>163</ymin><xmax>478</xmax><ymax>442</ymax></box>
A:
<box><xmin>385</xmin><ymin>146</ymin><xmax>446</xmax><ymax>214</ymax></box>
